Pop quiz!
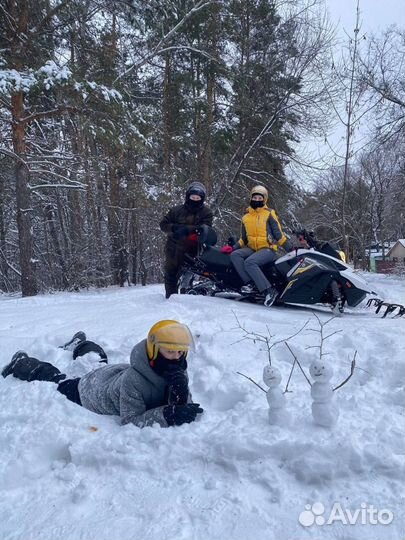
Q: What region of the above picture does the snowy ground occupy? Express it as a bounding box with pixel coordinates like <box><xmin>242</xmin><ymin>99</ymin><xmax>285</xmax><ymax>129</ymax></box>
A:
<box><xmin>0</xmin><ymin>272</ymin><xmax>404</xmax><ymax>540</ymax></box>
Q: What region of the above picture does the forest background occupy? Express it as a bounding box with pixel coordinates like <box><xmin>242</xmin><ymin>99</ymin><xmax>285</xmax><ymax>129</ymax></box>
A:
<box><xmin>0</xmin><ymin>0</ymin><xmax>403</xmax><ymax>295</ymax></box>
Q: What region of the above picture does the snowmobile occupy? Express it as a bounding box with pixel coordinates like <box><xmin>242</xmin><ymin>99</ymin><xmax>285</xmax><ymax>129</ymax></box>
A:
<box><xmin>178</xmin><ymin>226</ymin><xmax>380</xmax><ymax>315</ymax></box>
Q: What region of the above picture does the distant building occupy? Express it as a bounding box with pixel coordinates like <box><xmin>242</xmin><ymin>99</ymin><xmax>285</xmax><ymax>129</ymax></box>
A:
<box><xmin>367</xmin><ymin>239</ymin><xmax>405</xmax><ymax>275</ymax></box>
<box><xmin>365</xmin><ymin>242</ymin><xmax>395</xmax><ymax>272</ymax></box>
<box><xmin>386</xmin><ymin>239</ymin><xmax>405</xmax><ymax>263</ymax></box>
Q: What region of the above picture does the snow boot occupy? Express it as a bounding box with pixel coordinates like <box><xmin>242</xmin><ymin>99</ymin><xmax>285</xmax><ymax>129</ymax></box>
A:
<box><xmin>72</xmin><ymin>340</ymin><xmax>108</xmax><ymax>363</ymax></box>
<box><xmin>57</xmin><ymin>378</ymin><xmax>82</xmax><ymax>405</ymax></box>
<box><xmin>1</xmin><ymin>351</ymin><xmax>29</xmax><ymax>378</ymax></box>
<box><xmin>264</xmin><ymin>287</ymin><xmax>278</xmax><ymax>307</ymax></box>
<box><xmin>241</xmin><ymin>283</ymin><xmax>257</xmax><ymax>295</ymax></box>
<box><xmin>60</xmin><ymin>331</ymin><xmax>86</xmax><ymax>351</ymax></box>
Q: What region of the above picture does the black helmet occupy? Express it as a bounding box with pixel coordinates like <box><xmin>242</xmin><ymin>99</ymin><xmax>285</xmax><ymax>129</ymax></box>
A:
<box><xmin>186</xmin><ymin>181</ymin><xmax>206</xmax><ymax>201</ymax></box>
<box><xmin>185</xmin><ymin>181</ymin><xmax>206</xmax><ymax>212</ymax></box>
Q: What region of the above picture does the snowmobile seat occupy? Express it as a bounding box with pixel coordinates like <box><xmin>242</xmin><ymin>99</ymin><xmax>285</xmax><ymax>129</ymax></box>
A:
<box><xmin>200</xmin><ymin>246</ymin><xmax>234</xmax><ymax>271</ymax></box>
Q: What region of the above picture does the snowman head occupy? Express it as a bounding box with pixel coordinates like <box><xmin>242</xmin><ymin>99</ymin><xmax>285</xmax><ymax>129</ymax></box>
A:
<box><xmin>309</xmin><ymin>360</ymin><xmax>333</xmax><ymax>382</ymax></box>
<box><xmin>263</xmin><ymin>365</ymin><xmax>282</xmax><ymax>387</ymax></box>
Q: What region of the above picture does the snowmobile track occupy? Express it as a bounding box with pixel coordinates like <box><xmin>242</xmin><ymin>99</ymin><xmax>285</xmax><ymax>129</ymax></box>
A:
<box><xmin>366</xmin><ymin>297</ymin><xmax>405</xmax><ymax>318</ymax></box>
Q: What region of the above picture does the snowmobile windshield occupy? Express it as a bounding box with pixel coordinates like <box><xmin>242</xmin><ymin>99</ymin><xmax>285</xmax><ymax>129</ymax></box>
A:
<box><xmin>196</xmin><ymin>225</ymin><xmax>217</xmax><ymax>246</ymax></box>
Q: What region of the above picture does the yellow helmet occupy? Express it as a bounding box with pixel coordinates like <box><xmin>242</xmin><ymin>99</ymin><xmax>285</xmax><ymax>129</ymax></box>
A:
<box><xmin>250</xmin><ymin>185</ymin><xmax>268</xmax><ymax>204</ymax></box>
<box><xmin>146</xmin><ymin>320</ymin><xmax>194</xmax><ymax>360</ymax></box>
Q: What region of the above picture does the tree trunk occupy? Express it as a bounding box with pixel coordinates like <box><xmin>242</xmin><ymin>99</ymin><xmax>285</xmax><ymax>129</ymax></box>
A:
<box><xmin>45</xmin><ymin>204</ymin><xmax>69</xmax><ymax>289</ymax></box>
<box><xmin>202</xmin><ymin>4</ymin><xmax>219</xmax><ymax>194</ymax></box>
<box><xmin>203</xmin><ymin>70</ymin><xmax>214</xmax><ymax>193</ymax></box>
<box><xmin>341</xmin><ymin>0</ymin><xmax>361</xmax><ymax>262</ymax></box>
<box><xmin>139</xmin><ymin>235</ymin><xmax>147</xmax><ymax>286</ymax></box>
<box><xmin>12</xmin><ymin>93</ymin><xmax>37</xmax><ymax>296</ymax></box>
<box><xmin>9</xmin><ymin>0</ymin><xmax>37</xmax><ymax>296</ymax></box>
<box><xmin>163</xmin><ymin>53</ymin><xmax>172</xmax><ymax>170</ymax></box>
<box><xmin>107</xmin><ymin>163</ymin><xmax>123</xmax><ymax>285</ymax></box>
<box><xmin>0</xmin><ymin>175</ymin><xmax>9</xmax><ymax>290</ymax></box>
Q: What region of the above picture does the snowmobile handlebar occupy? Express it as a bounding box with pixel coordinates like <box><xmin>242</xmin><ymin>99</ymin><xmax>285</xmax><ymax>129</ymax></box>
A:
<box><xmin>293</xmin><ymin>229</ymin><xmax>318</xmax><ymax>249</ymax></box>
<box><xmin>195</xmin><ymin>225</ymin><xmax>218</xmax><ymax>246</ymax></box>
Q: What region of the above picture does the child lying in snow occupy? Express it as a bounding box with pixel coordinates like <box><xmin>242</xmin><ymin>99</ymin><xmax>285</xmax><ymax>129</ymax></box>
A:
<box><xmin>1</xmin><ymin>321</ymin><xmax>203</xmax><ymax>429</ymax></box>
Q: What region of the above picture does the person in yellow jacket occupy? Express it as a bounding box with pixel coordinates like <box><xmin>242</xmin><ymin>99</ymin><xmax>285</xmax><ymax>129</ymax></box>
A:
<box><xmin>221</xmin><ymin>185</ymin><xmax>290</xmax><ymax>306</ymax></box>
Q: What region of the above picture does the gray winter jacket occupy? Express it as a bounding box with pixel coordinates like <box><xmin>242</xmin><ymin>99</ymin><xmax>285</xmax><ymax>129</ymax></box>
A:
<box><xmin>78</xmin><ymin>339</ymin><xmax>187</xmax><ymax>428</ymax></box>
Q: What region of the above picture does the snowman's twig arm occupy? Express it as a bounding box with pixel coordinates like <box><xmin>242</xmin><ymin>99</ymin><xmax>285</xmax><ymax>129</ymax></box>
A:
<box><xmin>231</xmin><ymin>312</ymin><xmax>271</xmax><ymax>344</ymax></box>
<box><xmin>285</xmin><ymin>343</ymin><xmax>312</xmax><ymax>386</ymax></box>
<box><xmin>313</xmin><ymin>313</ymin><xmax>335</xmax><ymax>327</ymax></box>
<box><xmin>271</xmin><ymin>319</ymin><xmax>310</xmax><ymax>349</ymax></box>
<box><xmin>284</xmin><ymin>358</ymin><xmax>296</xmax><ymax>393</ymax></box>
<box><xmin>333</xmin><ymin>352</ymin><xmax>357</xmax><ymax>391</ymax></box>
<box><xmin>232</xmin><ymin>313</ymin><xmax>309</xmax><ymax>367</ymax></box>
<box><xmin>236</xmin><ymin>371</ymin><xmax>267</xmax><ymax>393</ymax></box>
<box><xmin>324</xmin><ymin>329</ymin><xmax>343</xmax><ymax>340</ymax></box>
<box><xmin>232</xmin><ymin>312</ymin><xmax>273</xmax><ymax>363</ymax></box>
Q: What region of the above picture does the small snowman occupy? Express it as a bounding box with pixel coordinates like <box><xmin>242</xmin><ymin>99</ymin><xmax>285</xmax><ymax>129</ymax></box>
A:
<box><xmin>263</xmin><ymin>365</ymin><xmax>290</xmax><ymax>426</ymax></box>
<box><xmin>309</xmin><ymin>360</ymin><xmax>339</xmax><ymax>427</ymax></box>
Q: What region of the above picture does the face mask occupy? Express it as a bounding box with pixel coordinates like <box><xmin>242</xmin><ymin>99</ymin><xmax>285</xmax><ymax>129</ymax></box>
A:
<box><xmin>250</xmin><ymin>200</ymin><xmax>264</xmax><ymax>209</ymax></box>
<box><xmin>152</xmin><ymin>351</ymin><xmax>187</xmax><ymax>377</ymax></box>
<box><xmin>185</xmin><ymin>198</ymin><xmax>204</xmax><ymax>211</ymax></box>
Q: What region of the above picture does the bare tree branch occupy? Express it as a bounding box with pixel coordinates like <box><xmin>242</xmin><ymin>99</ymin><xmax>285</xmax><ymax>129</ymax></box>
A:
<box><xmin>114</xmin><ymin>0</ymin><xmax>217</xmax><ymax>82</ymax></box>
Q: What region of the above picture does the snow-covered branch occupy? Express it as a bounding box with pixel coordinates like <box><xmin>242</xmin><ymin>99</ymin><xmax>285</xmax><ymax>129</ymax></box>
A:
<box><xmin>19</xmin><ymin>106</ymin><xmax>79</xmax><ymax>126</ymax></box>
<box><xmin>114</xmin><ymin>0</ymin><xmax>218</xmax><ymax>82</ymax></box>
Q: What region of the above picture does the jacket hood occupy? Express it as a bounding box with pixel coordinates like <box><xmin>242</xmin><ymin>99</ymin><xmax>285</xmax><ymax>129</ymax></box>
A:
<box><xmin>186</xmin><ymin>181</ymin><xmax>206</xmax><ymax>198</ymax></box>
<box><xmin>130</xmin><ymin>339</ymin><xmax>166</xmax><ymax>386</ymax></box>
<box><xmin>185</xmin><ymin>181</ymin><xmax>206</xmax><ymax>212</ymax></box>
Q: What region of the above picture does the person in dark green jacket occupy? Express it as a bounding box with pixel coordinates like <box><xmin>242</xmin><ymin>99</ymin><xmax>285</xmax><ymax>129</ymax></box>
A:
<box><xmin>160</xmin><ymin>182</ymin><xmax>213</xmax><ymax>298</ymax></box>
<box><xmin>2</xmin><ymin>321</ymin><xmax>203</xmax><ymax>428</ymax></box>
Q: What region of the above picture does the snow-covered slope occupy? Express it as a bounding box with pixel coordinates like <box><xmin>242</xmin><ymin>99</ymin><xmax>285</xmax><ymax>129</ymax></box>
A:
<box><xmin>0</xmin><ymin>273</ymin><xmax>404</xmax><ymax>540</ymax></box>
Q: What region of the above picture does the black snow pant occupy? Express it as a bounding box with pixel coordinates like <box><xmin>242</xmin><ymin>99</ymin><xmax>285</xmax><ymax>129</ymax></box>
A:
<box><xmin>164</xmin><ymin>258</ymin><xmax>183</xmax><ymax>298</ymax></box>
<box><xmin>164</xmin><ymin>243</ymin><xmax>198</xmax><ymax>298</ymax></box>
<box><xmin>4</xmin><ymin>356</ymin><xmax>82</xmax><ymax>406</ymax></box>
<box><xmin>164</xmin><ymin>248</ymin><xmax>187</xmax><ymax>298</ymax></box>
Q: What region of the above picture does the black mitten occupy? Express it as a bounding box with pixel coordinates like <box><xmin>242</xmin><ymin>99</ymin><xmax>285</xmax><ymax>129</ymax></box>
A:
<box><xmin>172</xmin><ymin>225</ymin><xmax>190</xmax><ymax>240</ymax></box>
<box><xmin>163</xmin><ymin>403</ymin><xmax>204</xmax><ymax>426</ymax></box>
<box><xmin>166</xmin><ymin>369</ymin><xmax>189</xmax><ymax>404</ymax></box>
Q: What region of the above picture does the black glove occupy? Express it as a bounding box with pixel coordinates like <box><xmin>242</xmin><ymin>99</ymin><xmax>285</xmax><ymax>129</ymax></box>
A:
<box><xmin>163</xmin><ymin>403</ymin><xmax>204</xmax><ymax>426</ymax></box>
<box><xmin>172</xmin><ymin>225</ymin><xmax>190</xmax><ymax>240</ymax></box>
<box><xmin>161</xmin><ymin>362</ymin><xmax>189</xmax><ymax>404</ymax></box>
<box><xmin>167</xmin><ymin>370</ymin><xmax>189</xmax><ymax>404</ymax></box>
<box><xmin>227</xmin><ymin>235</ymin><xmax>238</xmax><ymax>246</ymax></box>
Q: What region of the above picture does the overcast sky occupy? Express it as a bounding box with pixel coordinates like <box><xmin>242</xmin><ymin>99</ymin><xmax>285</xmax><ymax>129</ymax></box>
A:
<box><xmin>293</xmin><ymin>0</ymin><xmax>404</xmax><ymax>176</ymax></box>
<box><xmin>325</xmin><ymin>0</ymin><xmax>403</xmax><ymax>36</ymax></box>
